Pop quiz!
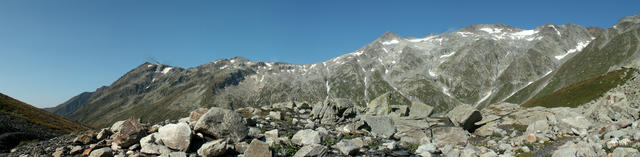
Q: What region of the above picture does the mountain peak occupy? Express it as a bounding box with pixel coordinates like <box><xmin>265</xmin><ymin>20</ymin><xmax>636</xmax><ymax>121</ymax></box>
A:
<box><xmin>377</xmin><ymin>31</ymin><xmax>401</xmax><ymax>41</ymax></box>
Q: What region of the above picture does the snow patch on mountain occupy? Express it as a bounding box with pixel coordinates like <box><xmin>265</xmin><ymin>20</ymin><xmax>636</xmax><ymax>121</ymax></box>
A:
<box><xmin>408</xmin><ymin>36</ymin><xmax>437</xmax><ymax>42</ymax></box>
<box><xmin>440</xmin><ymin>51</ymin><xmax>456</xmax><ymax>58</ymax></box>
<box><xmin>442</xmin><ymin>87</ymin><xmax>452</xmax><ymax>97</ymax></box>
<box><xmin>382</xmin><ymin>39</ymin><xmax>399</xmax><ymax>45</ymax></box>
<box><xmin>477</xmin><ymin>90</ymin><xmax>493</xmax><ymax>105</ymax></box>
<box><xmin>429</xmin><ymin>69</ymin><xmax>437</xmax><ymax>77</ymax></box>
<box><xmin>555</xmin><ymin>40</ymin><xmax>591</xmax><ymax>60</ymax></box>
<box><xmin>549</xmin><ymin>25</ymin><xmax>562</xmax><ymax>37</ymax></box>
<box><xmin>161</xmin><ymin>67</ymin><xmax>173</xmax><ymax>74</ymax></box>
<box><xmin>480</xmin><ymin>27</ymin><xmax>503</xmax><ymax>34</ymax></box>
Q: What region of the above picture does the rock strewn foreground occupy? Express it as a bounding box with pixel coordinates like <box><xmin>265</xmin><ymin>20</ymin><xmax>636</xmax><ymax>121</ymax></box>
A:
<box><xmin>9</xmin><ymin>73</ymin><xmax>640</xmax><ymax>157</ymax></box>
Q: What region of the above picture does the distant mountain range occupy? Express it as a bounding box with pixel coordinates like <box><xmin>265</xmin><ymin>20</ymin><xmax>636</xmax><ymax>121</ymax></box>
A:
<box><xmin>0</xmin><ymin>93</ymin><xmax>88</xmax><ymax>153</ymax></box>
<box><xmin>48</xmin><ymin>14</ymin><xmax>640</xmax><ymax>128</ymax></box>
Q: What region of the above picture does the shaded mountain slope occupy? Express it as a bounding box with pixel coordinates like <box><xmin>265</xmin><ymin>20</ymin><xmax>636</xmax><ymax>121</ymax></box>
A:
<box><xmin>0</xmin><ymin>93</ymin><xmax>88</xmax><ymax>152</ymax></box>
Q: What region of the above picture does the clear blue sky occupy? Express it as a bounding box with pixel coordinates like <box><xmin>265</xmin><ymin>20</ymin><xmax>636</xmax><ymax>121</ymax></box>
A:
<box><xmin>0</xmin><ymin>0</ymin><xmax>638</xmax><ymax>108</ymax></box>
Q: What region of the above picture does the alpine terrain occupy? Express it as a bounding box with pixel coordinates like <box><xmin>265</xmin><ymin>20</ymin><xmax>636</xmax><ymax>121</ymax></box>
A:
<box><xmin>7</xmin><ymin>14</ymin><xmax>640</xmax><ymax>156</ymax></box>
<box><xmin>0</xmin><ymin>93</ymin><xmax>88</xmax><ymax>154</ymax></box>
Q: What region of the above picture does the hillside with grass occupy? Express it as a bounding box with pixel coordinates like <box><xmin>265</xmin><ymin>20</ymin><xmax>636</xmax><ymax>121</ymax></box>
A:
<box><xmin>522</xmin><ymin>68</ymin><xmax>637</xmax><ymax>108</ymax></box>
<box><xmin>0</xmin><ymin>93</ymin><xmax>88</xmax><ymax>152</ymax></box>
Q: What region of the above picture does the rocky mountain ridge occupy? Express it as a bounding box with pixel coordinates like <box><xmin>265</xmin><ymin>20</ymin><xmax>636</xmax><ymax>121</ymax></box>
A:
<box><xmin>49</xmin><ymin>15</ymin><xmax>635</xmax><ymax>128</ymax></box>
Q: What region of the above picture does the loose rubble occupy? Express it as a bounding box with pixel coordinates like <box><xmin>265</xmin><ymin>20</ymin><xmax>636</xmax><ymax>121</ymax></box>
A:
<box><xmin>8</xmin><ymin>72</ymin><xmax>640</xmax><ymax>157</ymax></box>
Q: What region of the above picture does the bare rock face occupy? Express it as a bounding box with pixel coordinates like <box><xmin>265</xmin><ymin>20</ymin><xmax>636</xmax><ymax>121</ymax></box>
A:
<box><xmin>157</xmin><ymin>122</ymin><xmax>192</xmax><ymax>151</ymax></box>
<box><xmin>447</xmin><ymin>104</ymin><xmax>482</xmax><ymax>132</ymax></box>
<box><xmin>194</xmin><ymin>107</ymin><xmax>248</xmax><ymax>142</ymax></box>
<box><xmin>112</xmin><ymin>118</ymin><xmax>144</xmax><ymax>148</ymax></box>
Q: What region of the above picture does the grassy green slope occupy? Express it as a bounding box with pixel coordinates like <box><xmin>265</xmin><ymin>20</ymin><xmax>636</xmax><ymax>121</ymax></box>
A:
<box><xmin>522</xmin><ymin>68</ymin><xmax>636</xmax><ymax>108</ymax></box>
<box><xmin>0</xmin><ymin>93</ymin><xmax>89</xmax><ymax>133</ymax></box>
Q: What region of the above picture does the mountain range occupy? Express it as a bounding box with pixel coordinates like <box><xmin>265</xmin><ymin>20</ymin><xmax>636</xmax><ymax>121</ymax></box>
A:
<box><xmin>48</xmin><ymin>14</ymin><xmax>640</xmax><ymax>128</ymax></box>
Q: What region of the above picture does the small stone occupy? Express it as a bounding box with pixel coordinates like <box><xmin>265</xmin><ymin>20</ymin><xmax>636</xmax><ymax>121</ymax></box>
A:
<box><xmin>523</xmin><ymin>134</ymin><xmax>536</xmax><ymax>144</ymax></box>
<box><xmin>265</xmin><ymin>129</ymin><xmax>279</xmax><ymax>146</ymax></box>
<box><xmin>74</xmin><ymin>133</ymin><xmax>95</xmax><ymax>145</ymax></box>
<box><xmin>291</xmin><ymin>129</ymin><xmax>323</xmax><ymax>146</ymax></box>
<box><xmin>96</xmin><ymin>129</ymin><xmax>112</xmax><ymax>140</ymax></box>
<box><xmin>89</xmin><ymin>147</ymin><xmax>113</xmax><ymax>157</ymax></box>
<box><xmin>248</xmin><ymin>127</ymin><xmax>263</xmax><ymax>138</ymax></box>
<box><xmin>244</xmin><ymin>139</ymin><xmax>272</xmax><ymax>157</ymax></box>
<box><xmin>382</xmin><ymin>141</ymin><xmax>396</xmax><ymax>150</ymax></box>
<box><xmin>189</xmin><ymin>108</ymin><xmax>210</xmax><ymax>123</ymax></box>
<box><xmin>416</xmin><ymin>143</ymin><xmax>436</xmax><ymax>156</ymax></box>
<box><xmin>334</xmin><ymin>139</ymin><xmax>359</xmax><ymax>155</ymax></box>
<box><xmin>197</xmin><ymin>139</ymin><xmax>228</xmax><ymax>157</ymax></box>
<box><xmin>149</xmin><ymin>124</ymin><xmax>162</xmax><ymax>133</ymax></box>
<box><xmin>170</xmin><ymin>152</ymin><xmax>188</xmax><ymax>157</ymax></box>
<box><xmin>269</xmin><ymin>111</ymin><xmax>283</xmax><ymax>120</ymax></box>
<box><xmin>52</xmin><ymin>149</ymin><xmax>65</xmax><ymax>157</ymax></box>
<box><xmin>234</xmin><ymin>142</ymin><xmax>250</xmax><ymax>153</ymax></box>
<box><xmin>70</xmin><ymin>146</ymin><xmax>83</xmax><ymax>155</ymax></box>
<box><xmin>293</xmin><ymin>144</ymin><xmax>328</xmax><ymax>157</ymax></box>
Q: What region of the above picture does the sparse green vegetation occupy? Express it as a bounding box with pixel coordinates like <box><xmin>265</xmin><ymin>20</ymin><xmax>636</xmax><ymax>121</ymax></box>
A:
<box><xmin>321</xmin><ymin>138</ymin><xmax>335</xmax><ymax>147</ymax></box>
<box><xmin>368</xmin><ymin>140</ymin><xmax>379</xmax><ymax>149</ymax></box>
<box><xmin>522</xmin><ymin>68</ymin><xmax>636</xmax><ymax>108</ymax></box>
<box><xmin>516</xmin><ymin>152</ymin><xmax>534</xmax><ymax>157</ymax></box>
<box><xmin>284</xmin><ymin>132</ymin><xmax>294</xmax><ymax>139</ymax></box>
<box><xmin>0</xmin><ymin>93</ymin><xmax>89</xmax><ymax>133</ymax></box>
<box><xmin>408</xmin><ymin>144</ymin><xmax>419</xmax><ymax>153</ymax></box>
<box><xmin>270</xmin><ymin>143</ymin><xmax>301</xmax><ymax>156</ymax></box>
<box><xmin>490</xmin><ymin>132</ymin><xmax>503</xmax><ymax>139</ymax></box>
<box><xmin>342</xmin><ymin>134</ymin><xmax>359</xmax><ymax>140</ymax></box>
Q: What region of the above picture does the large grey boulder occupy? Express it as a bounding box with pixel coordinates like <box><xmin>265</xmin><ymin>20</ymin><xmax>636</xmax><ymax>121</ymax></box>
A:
<box><xmin>447</xmin><ymin>104</ymin><xmax>482</xmax><ymax>132</ymax></box>
<box><xmin>293</xmin><ymin>144</ymin><xmax>328</xmax><ymax>157</ymax></box>
<box><xmin>197</xmin><ymin>139</ymin><xmax>228</xmax><ymax>157</ymax></box>
<box><xmin>158</xmin><ymin>122</ymin><xmax>192</xmax><ymax>151</ymax></box>
<box><xmin>140</xmin><ymin>133</ymin><xmax>171</xmax><ymax>155</ymax></box>
<box><xmin>432</xmin><ymin>127</ymin><xmax>469</xmax><ymax>147</ymax></box>
<box><xmin>88</xmin><ymin>147</ymin><xmax>112</xmax><ymax>157</ymax></box>
<box><xmin>194</xmin><ymin>107</ymin><xmax>248</xmax><ymax>142</ymax></box>
<box><xmin>415</xmin><ymin>143</ymin><xmax>436</xmax><ymax>156</ymax></box>
<box><xmin>612</xmin><ymin>147</ymin><xmax>640</xmax><ymax>157</ymax></box>
<box><xmin>291</xmin><ymin>129</ymin><xmax>323</xmax><ymax>146</ymax></box>
<box><xmin>112</xmin><ymin>118</ymin><xmax>144</xmax><ymax>148</ymax></box>
<box><xmin>363</xmin><ymin>115</ymin><xmax>396</xmax><ymax>138</ymax></box>
<box><xmin>409</xmin><ymin>101</ymin><xmax>434</xmax><ymax>118</ymax></box>
<box><xmin>188</xmin><ymin>108</ymin><xmax>209</xmax><ymax>124</ymax></box>
<box><xmin>244</xmin><ymin>139</ymin><xmax>272</xmax><ymax>157</ymax></box>
<box><xmin>334</xmin><ymin>139</ymin><xmax>359</xmax><ymax>155</ymax></box>
<box><xmin>311</xmin><ymin>99</ymin><xmax>356</xmax><ymax>124</ymax></box>
<box><xmin>366</xmin><ymin>93</ymin><xmax>392</xmax><ymax>115</ymax></box>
